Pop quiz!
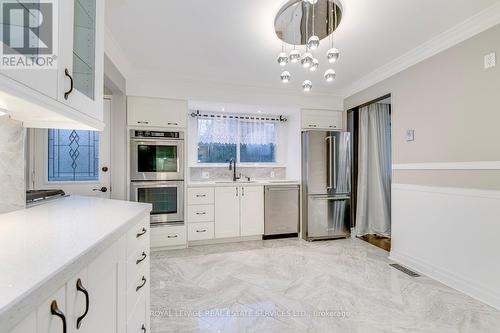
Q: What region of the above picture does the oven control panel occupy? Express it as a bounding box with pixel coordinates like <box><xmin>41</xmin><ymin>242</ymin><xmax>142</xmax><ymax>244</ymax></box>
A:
<box><xmin>132</xmin><ymin>130</ymin><xmax>183</xmax><ymax>139</ymax></box>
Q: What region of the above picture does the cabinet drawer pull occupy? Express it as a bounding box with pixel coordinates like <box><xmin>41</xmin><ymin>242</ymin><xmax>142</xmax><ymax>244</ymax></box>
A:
<box><xmin>196</xmin><ymin>229</ymin><xmax>207</xmax><ymax>233</ymax></box>
<box><xmin>136</xmin><ymin>252</ymin><xmax>147</xmax><ymax>265</ymax></box>
<box><xmin>141</xmin><ymin>324</ymin><xmax>147</xmax><ymax>333</ymax></box>
<box><xmin>136</xmin><ymin>227</ymin><xmax>147</xmax><ymax>238</ymax></box>
<box><xmin>195</xmin><ymin>194</ymin><xmax>206</xmax><ymax>198</ymax></box>
<box><xmin>76</xmin><ymin>279</ymin><xmax>89</xmax><ymax>329</ymax></box>
<box><xmin>167</xmin><ymin>122</ymin><xmax>178</xmax><ymax>126</ymax></box>
<box><xmin>308</xmin><ymin>124</ymin><xmax>317</xmax><ymax>127</ymax></box>
<box><xmin>64</xmin><ymin>68</ymin><xmax>74</xmax><ymax>100</ymax></box>
<box><xmin>196</xmin><ymin>212</ymin><xmax>207</xmax><ymax>215</ymax></box>
<box><xmin>136</xmin><ymin>276</ymin><xmax>147</xmax><ymax>292</ymax></box>
<box><xmin>167</xmin><ymin>234</ymin><xmax>179</xmax><ymax>238</ymax></box>
<box><xmin>50</xmin><ymin>300</ymin><xmax>67</xmax><ymax>333</ymax></box>
<box><xmin>137</xmin><ymin>121</ymin><xmax>149</xmax><ymax>124</ymax></box>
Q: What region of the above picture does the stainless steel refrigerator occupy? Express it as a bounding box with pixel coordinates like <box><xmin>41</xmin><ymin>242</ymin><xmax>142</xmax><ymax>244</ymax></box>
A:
<box><xmin>302</xmin><ymin>131</ymin><xmax>352</xmax><ymax>241</ymax></box>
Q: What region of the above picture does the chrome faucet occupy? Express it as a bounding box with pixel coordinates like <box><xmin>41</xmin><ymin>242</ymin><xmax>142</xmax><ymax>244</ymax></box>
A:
<box><xmin>228</xmin><ymin>158</ymin><xmax>240</xmax><ymax>182</ymax></box>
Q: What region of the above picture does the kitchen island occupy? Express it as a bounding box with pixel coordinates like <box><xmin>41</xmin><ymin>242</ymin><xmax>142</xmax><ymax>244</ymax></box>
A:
<box><xmin>0</xmin><ymin>196</ymin><xmax>151</xmax><ymax>333</ymax></box>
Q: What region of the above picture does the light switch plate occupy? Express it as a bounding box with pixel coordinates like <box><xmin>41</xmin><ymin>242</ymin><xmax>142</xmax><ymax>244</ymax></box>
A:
<box><xmin>484</xmin><ymin>52</ymin><xmax>496</xmax><ymax>69</ymax></box>
<box><xmin>406</xmin><ymin>130</ymin><xmax>415</xmax><ymax>142</ymax></box>
<box><xmin>270</xmin><ymin>171</ymin><xmax>276</xmax><ymax>178</ymax></box>
<box><xmin>202</xmin><ymin>171</ymin><xmax>210</xmax><ymax>179</ymax></box>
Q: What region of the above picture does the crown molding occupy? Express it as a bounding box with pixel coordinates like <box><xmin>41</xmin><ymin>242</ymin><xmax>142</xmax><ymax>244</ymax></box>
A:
<box><xmin>342</xmin><ymin>1</ymin><xmax>500</xmax><ymax>99</ymax></box>
<box><xmin>104</xmin><ymin>26</ymin><xmax>133</xmax><ymax>81</ymax></box>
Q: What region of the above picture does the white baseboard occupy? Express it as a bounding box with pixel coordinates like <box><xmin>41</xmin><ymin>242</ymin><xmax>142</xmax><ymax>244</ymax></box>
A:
<box><xmin>389</xmin><ymin>251</ymin><xmax>500</xmax><ymax>310</ymax></box>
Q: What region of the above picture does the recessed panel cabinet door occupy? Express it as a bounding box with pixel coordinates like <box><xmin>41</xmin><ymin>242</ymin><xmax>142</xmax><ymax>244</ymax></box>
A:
<box><xmin>37</xmin><ymin>286</ymin><xmax>66</xmax><ymax>333</ymax></box>
<box><xmin>215</xmin><ymin>186</ymin><xmax>240</xmax><ymax>238</ymax></box>
<box><xmin>240</xmin><ymin>186</ymin><xmax>264</xmax><ymax>236</ymax></box>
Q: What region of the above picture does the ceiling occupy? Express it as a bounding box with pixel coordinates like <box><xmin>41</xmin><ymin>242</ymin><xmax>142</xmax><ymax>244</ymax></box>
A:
<box><xmin>105</xmin><ymin>0</ymin><xmax>499</xmax><ymax>96</ymax></box>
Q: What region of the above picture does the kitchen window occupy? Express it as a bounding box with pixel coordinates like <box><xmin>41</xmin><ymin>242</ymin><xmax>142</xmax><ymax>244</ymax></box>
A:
<box><xmin>197</xmin><ymin>118</ymin><xmax>278</xmax><ymax>164</ymax></box>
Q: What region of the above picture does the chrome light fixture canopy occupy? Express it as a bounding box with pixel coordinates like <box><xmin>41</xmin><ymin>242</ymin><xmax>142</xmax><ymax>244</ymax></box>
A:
<box><xmin>277</xmin><ymin>52</ymin><xmax>289</xmax><ymax>66</ymax></box>
<box><xmin>280</xmin><ymin>71</ymin><xmax>291</xmax><ymax>83</ymax></box>
<box><xmin>324</xmin><ymin>69</ymin><xmax>336</xmax><ymax>82</ymax></box>
<box><xmin>301</xmin><ymin>52</ymin><xmax>314</xmax><ymax>68</ymax></box>
<box><xmin>327</xmin><ymin>48</ymin><xmax>340</xmax><ymax>63</ymax></box>
<box><xmin>302</xmin><ymin>80</ymin><xmax>313</xmax><ymax>92</ymax></box>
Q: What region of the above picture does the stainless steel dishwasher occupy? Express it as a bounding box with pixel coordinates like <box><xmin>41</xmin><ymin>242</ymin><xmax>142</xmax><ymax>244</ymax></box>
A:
<box><xmin>264</xmin><ymin>185</ymin><xmax>300</xmax><ymax>238</ymax></box>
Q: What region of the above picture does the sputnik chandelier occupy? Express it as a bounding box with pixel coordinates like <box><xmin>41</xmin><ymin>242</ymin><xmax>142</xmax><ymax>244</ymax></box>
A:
<box><xmin>274</xmin><ymin>0</ymin><xmax>342</xmax><ymax>92</ymax></box>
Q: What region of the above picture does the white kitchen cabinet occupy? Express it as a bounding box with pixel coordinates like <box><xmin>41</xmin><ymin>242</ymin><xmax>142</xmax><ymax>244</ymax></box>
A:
<box><xmin>213</xmin><ymin>186</ymin><xmax>264</xmax><ymax>239</ymax></box>
<box><xmin>0</xmin><ymin>0</ymin><xmax>104</xmax><ymax>130</ymax></box>
<box><xmin>150</xmin><ymin>224</ymin><xmax>186</xmax><ymax>248</ymax></box>
<box><xmin>301</xmin><ymin>109</ymin><xmax>343</xmax><ymax>130</ymax></box>
<box><xmin>127</xmin><ymin>96</ymin><xmax>187</xmax><ymax>128</ymax></box>
<box><xmin>240</xmin><ymin>186</ymin><xmax>265</xmax><ymax>237</ymax></box>
<box><xmin>215</xmin><ymin>186</ymin><xmax>241</xmax><ymax>238</ymax></box>
<box><xmin>188</xmin><ymin>222</ymin><xmax>215</xmax><ymax>241</ymax></box>
<box><xmin>37</xmin><ymin>286</ymin><xmax>66</xmax><ymax>333</ymax></box>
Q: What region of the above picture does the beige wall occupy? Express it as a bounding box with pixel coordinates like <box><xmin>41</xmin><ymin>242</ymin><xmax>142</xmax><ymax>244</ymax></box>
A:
<box><xmin>345</xmin><ymin>24</ymin><xmax>500</xmax><ymax>190</ymax></box>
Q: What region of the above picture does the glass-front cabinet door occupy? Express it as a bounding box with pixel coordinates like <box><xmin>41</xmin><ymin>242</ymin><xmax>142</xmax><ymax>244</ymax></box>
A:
<box><xmin>59</xmin><ymin>0</ymin><xmax>104</xmax><ymax>121</ymax></box>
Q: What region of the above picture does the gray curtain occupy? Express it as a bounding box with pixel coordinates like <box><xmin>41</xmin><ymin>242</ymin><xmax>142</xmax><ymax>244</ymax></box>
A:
<box><xmin>356</xmin><ymin>103</ymin><xmax>392</xmax><ymax>237</ymax></box>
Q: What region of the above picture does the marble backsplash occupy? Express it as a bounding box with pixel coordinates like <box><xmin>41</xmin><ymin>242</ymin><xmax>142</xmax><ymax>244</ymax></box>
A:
<box><xmin>190</xmin><ymin>167</ymin><xmax>286</xmax><ymax>181</ymax></box>
<box><xmin>0</xmin><ymin>116</ymin><xmax>25</xmax><ymax>214</ymax></box>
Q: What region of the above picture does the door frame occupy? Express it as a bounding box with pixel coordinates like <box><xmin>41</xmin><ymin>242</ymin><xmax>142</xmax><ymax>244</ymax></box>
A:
<box><xmin>29</xmin><ymin>98</ymin><xmax>112</xmax><ymax>198</ymax></box>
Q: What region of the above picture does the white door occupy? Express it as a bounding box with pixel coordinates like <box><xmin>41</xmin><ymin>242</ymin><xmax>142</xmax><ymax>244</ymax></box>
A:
<box><xmin>31</xmin><ymin>99</ymin><xmax>111</xmax><ymax>198</ymax></box>
<box><xmin>214</xmin><ymin>186</ymin><xmax>240</xmax><ymax>238</ymax></box>
<box><xmin>240</xmin><ymin>186</ymin><xmax>265</xmax><ymax>236</ymax></box>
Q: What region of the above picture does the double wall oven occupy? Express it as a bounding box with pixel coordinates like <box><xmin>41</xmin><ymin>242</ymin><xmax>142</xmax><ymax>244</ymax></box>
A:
<box><xmin>130</xmin><ymin>130</ymin><xmax>184</xmax><ymax>226</ymax></box>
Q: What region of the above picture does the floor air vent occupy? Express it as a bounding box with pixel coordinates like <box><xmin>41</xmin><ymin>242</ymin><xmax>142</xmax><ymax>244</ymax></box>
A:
<box><xmin>390</xmin><ymin>264</ymin><xmax>420</xmax><ymax>277</ymax></box>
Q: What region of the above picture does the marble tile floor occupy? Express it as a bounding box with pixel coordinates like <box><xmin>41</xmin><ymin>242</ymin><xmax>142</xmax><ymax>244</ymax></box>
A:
<box><xmin>150</xmin><ymin>238</ymin><xmax>500</xmax><ymax>333</ymax></box>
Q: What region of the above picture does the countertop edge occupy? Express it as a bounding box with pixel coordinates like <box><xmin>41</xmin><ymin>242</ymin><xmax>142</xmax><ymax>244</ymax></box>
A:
<box><xmin>188</xmin><ymin>181</ymin><xmax>301</xmax><ymax>187</ymax></box>
<box><xmin>0</xmin><ymin>203</ymin><xmax>151</xmax><ymax>333</ymax></box>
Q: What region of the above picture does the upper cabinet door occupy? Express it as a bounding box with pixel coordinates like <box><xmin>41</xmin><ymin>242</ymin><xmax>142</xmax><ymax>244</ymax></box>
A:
<box><xmin>59</xmin><ymin>0</ymin><xmax>104</xmax><ymax>121</ymax></box>
<box><xmin>0</xmin><ymin>0</ymin><xmax>58</xmax><ymax>99</ymax></box>
<box><xmin>301</xmin><ymin>109</ymin><xmax>344</xmax><ymax>131</ymax></box>
<box><xmin>127</xmin><ymin>96</ymin><xmax>187</xmax><ymax>128</ymax></box>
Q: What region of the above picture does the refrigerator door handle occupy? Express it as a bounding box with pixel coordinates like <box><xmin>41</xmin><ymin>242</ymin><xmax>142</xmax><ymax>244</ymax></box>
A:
<box><xmin>310</xmin><ymin>195</ymin><xmax>350</xmax><ymax>201</ymax></box>
<box><xmin>326</xmin><ymin>136</ymin><xmax>333</xmax><ymax>190</ymax></box>
<box><xmin>333</xmin><ymin>136</ymin><xmax>337</xmax><ymax>190</ymax></box>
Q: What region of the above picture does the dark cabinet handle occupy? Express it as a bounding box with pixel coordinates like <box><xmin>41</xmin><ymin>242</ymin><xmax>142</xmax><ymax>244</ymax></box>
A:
<box><xmin>136</xmin><ymin>227</ymin><xmax>147</xmax><ymax>238</ymax></box>
<box><xmin>76</xmin><ymin>279</ymin><xmax>89</xmax><ymax>329</ymax></box>
<box><xmin>137</xmin><ymin>121</ymin><xmax>149</xmax><ymax>124</ymax></box>
<box><xmin>167</xmin><ymin>122</ymin><xmax>178</xmax><ymax>126</ymax></box>
<box><xmin>196</xmin><ymin>229</ymin><xmax>207</xmax><ymax>233</ymax></box>
<box><xmin>167</xmin><ymin>234</ymin><xmax>178</xmax><ymax>238</ymax></box>
<box><xmin>136</xmin><ymin>276</ymin><xmax>147</xmax><ymax>292</ymax></box>
<box><xmin>141</xmin><ymin>324</ymin><xmax>147</xmax><ymax>333</ymax></box>
<box><xmin>196</xmin><ymin>212</ymin><xmax>206</xmax><ymax>215</ymax></box>
<box><xmin>195</xmin><ymin>194</ymin><xmax>206</xmax><ymax>198</ymax></box>
<box><xmin>50</xmin><ymin>300</ymin><xmax>67</xmax><ymax>333</ymax></box>
<box><xmin>64</xmin><ymin>68</ymin><xmax>74</xmax><ymax>100</ymax></box>
<box><xmin>136</xmin><ymin>252</ymin><xmax>147</xmax><ymax>265</ymax></box>
<box><xmin>92</xmin><ymin>187</ymin><xmax>108</xmax><ymax>193</ymax></box>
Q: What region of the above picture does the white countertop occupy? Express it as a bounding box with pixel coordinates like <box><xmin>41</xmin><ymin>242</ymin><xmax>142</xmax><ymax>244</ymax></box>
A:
<box><xmin>188</xmin><ymin>180</ymin><xmax>301</xmax><ymax>187</ymax></box>
<box><xmin>0</xmin><ymin>196</ymin><xmax>151</xmax><ymax>332</ymax></box>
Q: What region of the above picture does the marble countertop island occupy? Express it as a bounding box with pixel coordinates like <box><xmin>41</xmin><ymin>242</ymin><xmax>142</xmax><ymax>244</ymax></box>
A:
<box><xmin>0</xmin><ymin>196</ymin><xmax>151</xmax><ymax>332</ymax></box>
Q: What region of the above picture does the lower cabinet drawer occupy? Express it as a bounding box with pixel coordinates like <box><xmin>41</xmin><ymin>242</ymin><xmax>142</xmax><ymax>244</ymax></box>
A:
<box><xmin>127</xmin><ymin>268</ymin><xmax>149</xmax><ymax>318</ymax></box>
<box><xmin>127</xmin><ymin>287</ymin><xmax>147</xmax><ymax>333</ymax></box>
<box><xmin>187</xmin><ymin>204</ymin><xmax>214</xmax><ymax>222</ymax></box>
<box><xmin>188</xmin><ymin>222</ymin><xmax>214</xmax><ymax>241</ymax></box>
<box><xmin>150</xmin><ymin>224</ymin><xmax>186</xmax><ymax>248</ymax></box>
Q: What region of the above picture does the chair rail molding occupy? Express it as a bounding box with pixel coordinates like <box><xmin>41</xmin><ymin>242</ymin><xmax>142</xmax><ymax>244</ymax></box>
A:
<box><xmin>392</xmin><ymin>161</ymin><xmax>500</xmax><ymax>170</ymax></box>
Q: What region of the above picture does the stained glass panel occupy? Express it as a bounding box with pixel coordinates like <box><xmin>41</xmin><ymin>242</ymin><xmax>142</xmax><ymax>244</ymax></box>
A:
<box><xmin>48</xmin><ymin>129</ymin><xmax>99</xmax><ymax>181</ymax></box>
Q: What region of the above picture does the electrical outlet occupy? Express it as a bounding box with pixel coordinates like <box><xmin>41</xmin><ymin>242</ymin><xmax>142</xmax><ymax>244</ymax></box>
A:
<box><xmin>484</xmin><ymin>52</ymin><xmax>496</xmax><ymax>69</ymax></box>
<box><xmin>406</xmin><ymin>130</ymin><xmax>415</xmax><ymax>142</ymax></box>
<box><xmin>202</xmin><ymin>171</ymin><xmax>210</xmax><ymax>179</ymax></box>
<box><xmin>270</xmin><ymin>171</ymin><xmax>276</xmax><ymax>178</ymax></box>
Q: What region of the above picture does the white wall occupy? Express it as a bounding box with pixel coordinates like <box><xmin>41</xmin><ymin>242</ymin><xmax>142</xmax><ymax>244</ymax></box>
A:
<box><xmin>391</xmin><ymin>184</ymin><xmax>500</xmax><ymax>310</ymax></box>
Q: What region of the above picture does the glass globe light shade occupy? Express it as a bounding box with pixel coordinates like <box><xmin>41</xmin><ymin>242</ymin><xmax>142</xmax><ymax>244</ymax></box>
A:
<box><xmin>307</xmin><ymin>35</ymin><xmax>320</xmax><ymax>50</ymax></box>
<box><xmin>309</xmin><ymin>58</ymin><xmax>319</xmax><ymax>72</ymax></box>
<box><xmin>302</xmin><ymin>80</ymin><xmax>313</xmax><ymax>92</ymax></box>
<box><xmin>324</xmin><ymin>69</ymin><xmax>336</xmax><ymax>82</ymax></box>
<box><xmin>280</xmin><ymin>71</ymin><xmax>291</xmax><ymax>83</ymax></box>
<box><xmin>277</xmin><ymin>52</ymin><xmax>289</xmax><ymax>66</ymax></box>
<box><xmin>301</xmin><ymin>52</ymin><xmax>313</xmax><ymax>68</ymax></box>
<box><xmin>289</xmin><ymin>49</ymin><xmax>301</xmax><ymax>63</ymax></box>
<box><xmin>327</xmin><ymin>48</ymin><xmax>340</xmax><ymax>63</ymax></box>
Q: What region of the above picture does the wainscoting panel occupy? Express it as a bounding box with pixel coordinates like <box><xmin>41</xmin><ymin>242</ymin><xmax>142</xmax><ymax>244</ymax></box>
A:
<box><xmin>390</xmin><ymin>184</ymin><xmax>500</xmax><ymax>310</ymax></box>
